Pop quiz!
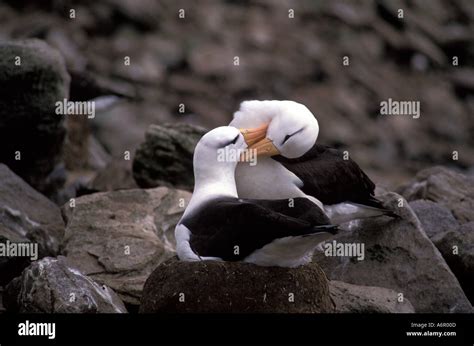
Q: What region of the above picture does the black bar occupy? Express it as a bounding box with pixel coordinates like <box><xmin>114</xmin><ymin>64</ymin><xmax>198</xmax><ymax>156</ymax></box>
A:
<box><xmin>0</xmin><ymin>313</ymin><xmax>472</xmax><ymax>345</ymax></box>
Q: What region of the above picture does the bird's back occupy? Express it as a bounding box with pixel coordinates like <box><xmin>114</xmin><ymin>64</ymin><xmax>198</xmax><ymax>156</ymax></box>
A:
<box><xmin>181</xmin><ymin>197</ymin><xmax>332</xmax><ymax>261</ymax></box>
<box><xmin>273</xmin><ymin>144</ymin><xmax>380</xmax><ymax>207</ymax></box>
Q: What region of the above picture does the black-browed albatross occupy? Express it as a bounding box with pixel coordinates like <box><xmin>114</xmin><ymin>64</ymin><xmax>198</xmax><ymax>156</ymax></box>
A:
<box><xmin>175</xmin><ymin>126</ymin><xmax>338</xmax><ymax>268</ymax></box>
<box><xmin>230</xmin><ymin>100</ymin><xmax>397</xmax><ymax>224</ymax></box>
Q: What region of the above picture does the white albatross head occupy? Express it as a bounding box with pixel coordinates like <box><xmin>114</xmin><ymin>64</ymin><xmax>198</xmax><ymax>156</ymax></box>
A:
<box><xmin>192</xmin><ymin>126</ymin><xmax>247</xmax><ymax>191</ymax></box>
<box><xmin>230</xmin><ymin>100</ymin><xmax>319</xmax><ymax>159</ymax></box>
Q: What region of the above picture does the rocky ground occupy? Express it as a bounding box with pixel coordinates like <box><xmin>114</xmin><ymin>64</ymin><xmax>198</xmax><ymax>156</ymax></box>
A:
<box><xmin>0</xmin><ymin>0</ymin><xmax>473</xmax><ymax>313</ymax></box>
<box><xmin>1</xmin><ymin>0</ymin><xmax>473</xmax><ymax>189</ymax></box>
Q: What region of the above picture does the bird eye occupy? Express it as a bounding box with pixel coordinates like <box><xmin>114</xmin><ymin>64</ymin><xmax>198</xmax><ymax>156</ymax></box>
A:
<box><xmin>282</xmin><ymin>134</ymin><xmax>292</xmax><ymax>144</ymax></box>
<box><xmin>218</xmin><ymin>134</ymin><xmax>240</xmax><ymax>148</ymax></box>
<box><xmin>281</xmin><ymin>127</ymin><xmax>305</xmax><ymax>145</ymax></box>
<box><xmin>230</xmin><ymin>134</ymin><xmax>239</xmax><ymax>145</ymax></box>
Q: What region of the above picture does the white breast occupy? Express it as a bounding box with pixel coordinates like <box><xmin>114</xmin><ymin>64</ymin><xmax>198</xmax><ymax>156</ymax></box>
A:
<box><xmin>236</xmin><ymin>158</ymin><xmax>303</xmax><ymax>199</ymax></box>
<box><xmin>235</xmin><ymin>158</ymin><xmax>324</xmax><ymax>210</ymax></box>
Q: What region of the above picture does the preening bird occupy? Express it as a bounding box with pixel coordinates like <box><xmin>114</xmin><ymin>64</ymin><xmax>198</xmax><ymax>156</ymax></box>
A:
<box><xmin>175</xmin><ymin>126</ymin><xmax>338</xmax><ymax>267</ymax></box>
<box><xmin>230</xmin><ymin>100</ymin><xmax>397</xmax><ymax>224</ymax></box>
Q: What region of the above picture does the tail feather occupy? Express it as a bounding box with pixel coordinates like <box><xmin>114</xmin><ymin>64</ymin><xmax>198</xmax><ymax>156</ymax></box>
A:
<box><xmin>325</xmin><ymin>200</ymin><xmax>400</xmax><ymax>224</ymax></box>
<box><xmin>364</xmin><ymin>196</ymin><xmax>389</xmax><ymax>209</ymax></box>
<box><xmin>312</xmin><ymin>224</ymin><xmax>339</xmax><ymax>235</ymax></box>
<box><xmin>383</xmin><ymin>209</ymin><xmax>401</xmax><ymax>219</ymax></box>
<box><xmin>359</xmin><ymin>196</ymin><xmax>400</xmax><ymax>219</ymax></box>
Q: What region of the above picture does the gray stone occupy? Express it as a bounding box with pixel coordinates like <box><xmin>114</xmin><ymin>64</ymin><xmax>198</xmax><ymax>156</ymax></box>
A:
<box><xmin>409</xmin><ymin>199</ymin><xmax>459</xmax><ymax>239</ymax></box>
<box><xmin>0</xmin><ymin>164</ymin><xmax>65</xmax><ymax>284</ymax></box>
<box><xmin>62</xmin><ymin>187</ymin><xmax>191</xmax><ymax>306</ymax></box>
<box><xmin>89</xmin><ymin>159</ymin><xmax>137</xmax><ymax>192</ymax></box>
<box><xmin>313</xmin><ymin>192</ymin><xmax>472</xmax><ymax>313</ymax></box>
<box><xmin>0</xmin><ymin>39</ymin><xmax>70</xmax><ymax>195</ymax></box>
<box><xmin>398</xmin><ymin>166</ymin><xmax>474</xmax><ymax>224</ymax></box>
<box><xmin>133</xmin><ymin>123</ymin><xmax>207</xmax><ymax>190</ymax></box>
<box><xmin>140</xmin><ymin>257</ymin><xmax>335</xmax><ymax>313</ymax></box>
<box><xmin>63</xmin><ymin>116</ymin><xmax>90</xmax><ymax>171</ymax></box>
<box><xmin>431</xmin><ymin>222</ymin><xmax>474</xmax><ymax>305</ymax></box>
<box><xmin>409</xmin><ymin>199</ymin><xmax>473</xmax><ymax>304</ymax></box>
<box><xmin>329</xmin><ymin>280</ymin><xmax>415</xmax><ymax>313</ymax></box>
<box><xmin>88</xmin><ymin>135</ymin><xmax>112</xmax><ymax>171</ymax></box>
<box><xmin>91</xmin><ymin>101</ymin><xmax>173</xmax><ymax>157</ymax></box>
<box><xmin>4</xmin><ymin>256</ymin><xmax>126</xmax><ymax>313</ymax></box>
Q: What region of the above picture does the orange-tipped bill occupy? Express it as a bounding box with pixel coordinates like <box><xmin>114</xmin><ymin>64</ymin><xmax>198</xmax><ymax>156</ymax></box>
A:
<box><xmin>248</xmin><ymin>138</ymin><xmax>280</xmax><ymax>157</ymax></box>
<box><xmin>239</xmin><ymin>123</ymin><xmax>269</xmax><ymax>147</ymax></box>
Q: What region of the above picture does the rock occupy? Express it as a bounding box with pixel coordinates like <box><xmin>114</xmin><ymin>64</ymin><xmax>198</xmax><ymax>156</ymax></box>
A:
<box><xmin>0</xmin><ymin>286</ymin><xmax>5</xmax><ymax>313</ymax></box>
<box><xmin>1</xmin><ymin>1</ymin><xmax>473</xmax><ymax>190</ymax></box>
<box><xmin>4</xmin><ymin>256</ymin><xmax>126</xmax><ymax>313</ymax></box>
<box><xmin>397</xmin><ymin>166</ymin><xmax>474</xmax><ymax>223</ymax></box>
<box><xmin>313</xmin><ymin>192</ymin><xmax>472</xmax><ymax>313</ymax></box>
<box><xmin>404</xmin><ymin>30</ymin><xmax>446</xmax><ymax>66</ymax></box>
<box><xmin>62</xmin><ymin>186</ymin><xmax>191</xmax><ymax>306</ymax></box>
<box><xmin>0</xmin><ymin>225</ymin><xmax>32</xmax><ymax>286</ymax></box>
<box><xmin>51</xmin><ymin>170</ymin><xmax>97</xmax><ymax>207</ymax></box>
<box><xmin>46</xmin><ymin>28</ymin><xmax>88</xmax><ymax>72</ymax></box>
<box><xmin>133</xmin><ymin>123</ymin><xmax>207</xmax><ymax>190</ymax></box>
<box><xmin>63</xmin><ymin>116</ymin><xmax>90</xmax><ymax>171</ymax></box>
<box><xmin>69</xmin><ymin>69</ymin><xmax>136</xmax><ymax>101</ymax></box>
<box><xmin>91</xmin><ymin>101</ymin><xmax>174</xmax><ymax>157</ymax></box>
<box><xmin>431</xmin><ymin>222</ymin><xmax>474</xmax><ymax>305</ymax></box>
<box><xmin>449</xmin><ymin>68</ymin><xmax>474</xmax><ymax>95</ymax></box>
<box><xmin>88</xmin><ymin>135</ymin><xmax>112</xmax><ymax>171</ymax></box>
<box><xmin>102</xmin><ymin>0</ymin><xmax>162</xmax><ymax>30</ymax></box>
<box><xmin>0</xmin><ymin>39</ymin><xmax>70</xmax><ymax>195</ymax></box>
<box><xmin>409</xmin><ymin>200</ymin><xmax>459</xmax><ymax>239</ymax></box>
<box><xmin>51</xmin><ymin>135</ymin><xmax>112</xmax><ymax>204</ymax></box>
<box><xmin>139</xmin><ymin>257</ymin><xmax>334</xmax><ymax>313</ymax></box>
<box><xmin>409</xmin><ymin>199</ymin><xmax>473</xmax><ymax>303</ymax></box>
<box><xmin>329</xmin><ymin>280</ymin><xmax>415</xmax><ymax>313</ymax></box>
<box><xmin>0</xmin><ymin>164</ymin><xmax>65</xmax><ymax>284</ymax></box>
<box><xmin>89</xmin><ymin>159</ymin><xmax>137</xmax><ymax>192</ymax></box>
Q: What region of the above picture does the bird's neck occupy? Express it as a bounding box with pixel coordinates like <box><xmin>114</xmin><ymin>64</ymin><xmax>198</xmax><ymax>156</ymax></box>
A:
<box><xmin>193</xmin><ymin>176</ymin><xmax>238</xmax><ymax>198</ymax></box>
<box><xmin>184</xmin><ymin>170</ymin><xmax>238</xmax><ymax>218</ymax></box>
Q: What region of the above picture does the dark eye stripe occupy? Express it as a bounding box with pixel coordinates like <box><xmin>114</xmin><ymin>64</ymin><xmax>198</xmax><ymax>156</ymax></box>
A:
<box><xmin>281</xmin><ymin>127</ymin><xmax>305</xmax><ymax>145</ymax></box>
<box><xmin>282</xmin><ymin>134</ymin><xmax>291</xmax><ymax>144</ymax></box>
<box><xmin>230</xmin><ymin>134</ymin><xmax>239</xmax><ymax>145</ymax></box>
<box><xmin>219</xmin><ymin>134</ymin><xmax>240</xmax><ymax>148</ymax></box>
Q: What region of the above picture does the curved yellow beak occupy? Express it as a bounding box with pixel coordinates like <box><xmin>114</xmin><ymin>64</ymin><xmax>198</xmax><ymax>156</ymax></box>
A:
<box><xmin>248</xmin><ymin>137</ymin><xmax>280</xmax><ymax>157</ymax></box>
<box><xmin>239</xmin><ymin>123</ymin><xmax>280</xmax><ymax>157</ymax></box>
<box><xmin>239</xmin><ymin>123</ymin><xmax>268</xmax><ymax>147</ymax></box>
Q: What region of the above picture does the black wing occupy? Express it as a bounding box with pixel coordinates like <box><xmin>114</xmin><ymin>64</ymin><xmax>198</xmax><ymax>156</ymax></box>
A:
<box><xmin>242</xmin><ymin>196</ymin><xmax>331</xmax><ymax>225</ymax></box>
<box><xmin>273</xmin><ymin>144</ymin><xmax>384</xmax><ymax>208</ymax></box>
<box><xmin>181</xmin><ymin>197</ymin><xmax>336</xmax><ymax>261</ymax></box>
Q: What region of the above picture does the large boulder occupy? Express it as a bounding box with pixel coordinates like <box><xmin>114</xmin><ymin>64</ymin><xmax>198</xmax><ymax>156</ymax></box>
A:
<box><xmin>4</xmin><ymin>256</ymin><xmax>126</xmax><ymax>313</ymax></box>
<box><xmin>89</xmin><ymin>159</ymin><xmax>137</xmax><ymax>192</ymax></box>
<box><xmin>431</xmin><ymin>222</ymin><xmax>474</xmax><ymax>305</ymax></box>
<box><xmin>0</xmin><ymin>39</ymin><xmax>70</xmax><ymax>195</ymax></box>
<box><xmin>397</xmin><ymin>166</ymin><xmax>474</xmax><ymax>223</ymax></box>
<box><xmin>313</xmin><ymin>192</ymin><xmax>472</xmax><ymax>313</ymax></box>
<box><xmin>329</xmin><ymin>281</ymin><xmax>415</xmax><ymax>313</ymax></box>
<box><xmin>139</xmin><ymin>258</ymin><xmax>335</xmax><ymax>313</ymax></box>
<box><xmin>0</xmin><ymin>224</ymin><xmax>32</xmax><ymax>286</ymax></box>
<box><xmin>409</xmin><ymin>200</ymin><xmax>459</xmax><ymax>239</ymax></box>
<box><xmin>0</xmin><ymin>164</ymin><xmax>65</xmax><ymax>285</ymax></box>
<box><xmin>133</xmin><ymin>123</ymin><xmax>207</xmax><ymax>190</ymax></box>
<box><xmin>410</xmin><ymin>199</ymin><xmax>473</xmax><ymax>304</ymax></box>
<box><xmin>62</xmin><ymin>187</ymin><xmax>191</xmax><ymax>306</ymax></box>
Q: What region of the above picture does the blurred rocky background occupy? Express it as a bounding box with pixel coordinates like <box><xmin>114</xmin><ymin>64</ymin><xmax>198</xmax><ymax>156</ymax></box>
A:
<box><xmin>0</xmin><ymin>0</ymin><xmax>473</xmax><ymax>313</ymax></box>
<box><xmin>1</xmin><ymin>0</ymin><xmax>473</xmax><ymax>193</ymax></box>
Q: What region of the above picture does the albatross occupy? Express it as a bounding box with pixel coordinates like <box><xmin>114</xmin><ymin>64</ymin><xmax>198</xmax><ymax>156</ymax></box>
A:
<box><xmin>230</xmin><ymin>100</ymin><xmax>397</xmax><ymax>224</ymax></box>
<box><xmin>175</xmin><ymin>126</ymin><xmax>338</xmax><ymax>267</ymax></box>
